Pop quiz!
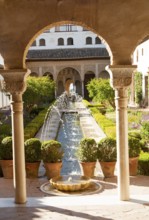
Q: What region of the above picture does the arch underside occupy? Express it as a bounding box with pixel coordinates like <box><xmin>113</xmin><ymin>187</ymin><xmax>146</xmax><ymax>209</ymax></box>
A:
<box><xmin>0</xmin><ymin>1</ymin><xmax>148</xmax><ymax>69</ymax></box>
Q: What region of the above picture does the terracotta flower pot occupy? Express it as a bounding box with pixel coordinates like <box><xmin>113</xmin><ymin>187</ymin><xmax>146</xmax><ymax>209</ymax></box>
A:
<box><xmin>129</xmin><ymin>157</ymin><xmax>139</xmax><ymax>176</ymax></box>
<box><xmin>99</xmin><ymin>161</ymin><xmax>116</xmax><ymax>178</ymax></box>
<box><xmin>0</xmin><ymin>160</ymin><xmax>13</xmax><ymax>179</ymax></box>
<box><xmin>44</xmin><ymin>162</ymin><xmax>62</xmax><ymax>179</ymax></box>
<box><xmin>80</xmin><ymin>161</ymin><xmax>96</xmax><ymax>178</ymax></box>
<box><xmin>25</xmin><ymin>161</ymin><xmax>40</xmax><ymax>178</ymax></box>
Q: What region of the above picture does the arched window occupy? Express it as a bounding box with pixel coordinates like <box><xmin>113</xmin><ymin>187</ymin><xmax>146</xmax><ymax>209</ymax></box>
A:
<box><xmin>32</xmin><ymin>40</ymin><xmax>36</xmax><ymax>46</ymax></box>
<box><xmin>86</xmin><ymin>37</ymin><xmax>92</xmax><ymax>45</ymax></box>
<box><xmin>39</xmin><ymin>38</ymin><xmax>46</xmax><ymax>46</ymax></box>
<box><xmin>58</xmin><ymin>38</ymin><xmax>64</xmax><ymax>45</ymax></box>
<box><xmin>67</xmin><ymin>38</ymin><xmax>73</xmax><ymax>45</ymax></box>
<box><xmin>95</xmin><ymin>37</ymin><xmax>101</xmax><ymax>44</ymax></box>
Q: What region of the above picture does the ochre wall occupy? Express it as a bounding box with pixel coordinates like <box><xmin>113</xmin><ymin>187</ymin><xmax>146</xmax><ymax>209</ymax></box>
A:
<box><xmin>0</xmin><ymin>0</ymin><xmax>149</xmax><ymax>69</ymax></box>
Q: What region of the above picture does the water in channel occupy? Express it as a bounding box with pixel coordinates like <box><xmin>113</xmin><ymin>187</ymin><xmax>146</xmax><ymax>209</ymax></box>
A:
<box><xmin>56</xmin><ymin>112</ymin><xmax>83</xmax><ymax>175</ymax></box>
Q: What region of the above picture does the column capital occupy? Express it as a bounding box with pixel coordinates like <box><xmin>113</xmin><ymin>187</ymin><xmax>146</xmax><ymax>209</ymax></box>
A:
<box><xmin>106</xmin><ymin>65</ymin><xmax>137</xmax><ymax>89</ymax></box>
<box><xmin>0</xmin><ymin>69</ymin><xmax>30</xmax><ymax>95</ymax></box>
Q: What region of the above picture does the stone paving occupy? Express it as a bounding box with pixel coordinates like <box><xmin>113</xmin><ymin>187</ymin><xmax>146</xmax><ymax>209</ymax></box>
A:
<box><xmin>0</xmin><ymin>175</ymin><xmax>149</xmax><ymax>219</ymax></box>
<box><xmin>0</xmin><ymin>103</ymin><xmax>149</xmax><ymax>219</ymax></box>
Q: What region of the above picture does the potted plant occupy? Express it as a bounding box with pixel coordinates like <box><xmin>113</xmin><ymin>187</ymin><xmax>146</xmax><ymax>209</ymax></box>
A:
<box><xmin>128</xmin><ymin>136</ymin><xmax>141</xmax><ymax>176</ymax></box>
<box><xmin>0</xmin><ymin>136</ymin><xmax>13</xmax><ymax>178</ymax></box>
<box><xmin>76</xmin><ymin>138</ymin><xmax>97</xmax><ymax>178</ymax></box>
<box><xmin>41</xmin><ymin>140</ymin><xmax>63</xmax><ymax>179</ymax></box>
<box><xmin>24</xmin><ymin>138</ymin><xmax>42</xmax><ymax>178</ymax></box>
<box><xmin>98</xmin><ymin>137</ymin><xmax>117</xmax><ymax>178</ymax></box>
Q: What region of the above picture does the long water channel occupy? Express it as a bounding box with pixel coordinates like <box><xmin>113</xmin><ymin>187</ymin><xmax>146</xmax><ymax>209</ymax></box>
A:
<box><xmin>56</xmin><ymin>112</ymin><xmax>83</xmax><ymax>175</ymax></box>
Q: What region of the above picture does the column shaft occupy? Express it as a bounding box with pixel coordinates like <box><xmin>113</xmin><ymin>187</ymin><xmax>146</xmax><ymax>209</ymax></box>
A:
<box><xmin>129</xmin><ymin>72</ymin><xmax>135</xmax><ymax>106</ymax></box>
<box><xmin>82</xmin><ymin>81</ymin><xmax>84</xmax><ymax>98</ymax></box>
<box><xmin>11</xmin><ymin>94</ymin><xmax>26</xmax><ymax>204</ymax></box>
<box><xmin>115</xmin><ymin>88</ymin><xmax>130</xmax><ymax>200</ymax></box>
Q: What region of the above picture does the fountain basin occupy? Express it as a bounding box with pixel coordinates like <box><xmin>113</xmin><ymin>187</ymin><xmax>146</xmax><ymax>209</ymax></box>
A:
<box><xmin>50</xmin><ymin>175</ymin><xmax>91</xmax><ymax>191</ymax></box>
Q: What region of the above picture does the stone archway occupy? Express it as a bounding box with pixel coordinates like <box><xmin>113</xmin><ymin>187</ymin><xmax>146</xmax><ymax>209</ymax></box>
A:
<box><xmin>30</xmin><ymin>72</ymin><xmax>38</xmax><ymax>77</ymax></box>
<box><xmin>99</xmin><ymin>70</ymin><xmax>110</xmax><ymax>79</ymax></box>
<box><xmin>65</xmin><ymin>78</ymin><xmax>73</xmax><ymax>93</ymax></box>
<box><xmin>57</xmin><ymin>80</ymin><xmax>64</xmax><ymax>96</ymax></box>
<box><xmin>43</xmin><ymin>72</ymin><xmax>53</xmax><ymax>80</ymax></box>
<box><xmin>57</xmin><ymin>67</ymin><xmax>81</xmax><ymax>96</ymax></box>
<box><xmin>1</xmin><ymin>1</ymin><xmax>148</xmax><ymax>204</ymax></box>
<box><xmin>75</xmin><ymin>80</ymin><xmax>82</xmax><ymax>95</ymax></box>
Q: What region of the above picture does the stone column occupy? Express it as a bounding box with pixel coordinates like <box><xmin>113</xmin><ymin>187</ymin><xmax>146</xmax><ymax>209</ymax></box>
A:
<box><xmin>95</xmin><ymin>63</ymin><xmax>99</xmax><ymax>78</ymax></box>
<box><xmin>142</xmin><ymin>74</ymin><xmax>148</xmax><ymax>107</ymax></box>
<box><xmin>81</xmin><ymin>80</ymin><xmax>84</xmax><ymax>98</ymax></box>
<box><xmin>106</xmin><ymin>65</ymin><xmax>136</xmax><ymax>201</ymax></box>
<box><xmin>129</xmin><ymin>71</ymin><xmax>135</xmax><ymax>106</ymax></box>
<box><xmin>80</xmin><ymin>65</ymin><xmax>84</xmax><ymax>97</ymax></box>
<box><xmin>0</xmin><ymin>69</ymin><xmax>30</xmax><ymax>204</ymax></box>
<box><xmin>39</xmin><ymin>66</ymin><xmax>43</xmax><ymax>77</ymax></box>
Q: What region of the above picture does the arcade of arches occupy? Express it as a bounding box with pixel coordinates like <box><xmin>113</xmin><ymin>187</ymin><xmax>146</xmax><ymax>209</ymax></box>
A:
<box><xmin>27</xmin><ymin>60</ymin><xmax>110</xmax><ymax>99</ymax></box>
<box><xmin>0</xmin><ymin>0</ymin><xmax>149</xmax><ymax>204</ymax></box>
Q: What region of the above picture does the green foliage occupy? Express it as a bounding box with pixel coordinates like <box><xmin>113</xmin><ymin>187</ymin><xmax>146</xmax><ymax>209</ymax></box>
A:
<box><xmin>86</xmin><ymin>78</ymin><xmax>115</xmax><ymax>109</ymax></box>
<box><xmin>24</xmin><ymin>138</ymin><xmax>41</xmax><ymax>163</ymax></box>
<box><xmin>128</xmin><ymin>137</ymin><xmax>141</xmax><ymax>158</ymax></box>
<box><xmin>0</xmin><ymin>113</ymin><xmax>12</xmax><ymax>140</ymax></box>
<box><xmin>138</xmin><ymin>152</ymin><xmax>149</xmax><ymax>175</ymax></box>
<box><xmin>24</xmin><ymin>107</ymin><xmax>48</xmax><ymax>140</ymax></box>
<box><xmin>128</xmin><ymin>111</ymin><xmax>142</xmax><ymax>129</ymax></box>
<box><xmin>140</xmin><ymin>139</ymin><xmax>149</xmax><ymax>152</ymax></box>
<box><xmin>23</xmin><ymin>76</ymin><xmax>55</xmax><ymax>112</ymax></box>
<box><xmin>0</xmin><ymin>124</ymin><xmax>11</xmax><ymax>136</ymax></box>
<box><xmin>98</xmin><ymin>137</ymin><xmax>117</xmax><ymax>162</ymax></box>
<box><xmin>41</xmin><ymin>140</ymin><xmax>63</xmax><ymax>163</ymax></box>
<box><xmin>134</xmin><ymin>72</ymin><xmax>142</xmax><ymax>105</ymax></box>
<box><xmin>89</xmin><ymin>107</ymin><xmax>116</xmax><ymax>138</ymax></box>
<box><xmin>82</xmin><ymin>99</ymin><xmax>90</xmax><ymax>107</ymax></box>
<box><xmin>128</xmin><ymin>131</ymin><xmax>142</xmax><ymax>140</ymax></box>
<box><xmin>141</xmin><ymin>122</ymin><xmax>149</xmax><ymax>141</ymax></box>
<box><xmin>76</xmin><ymin>138</ymin><xmax>97</xmax><ymax>162</ymax></box>
<box><xmin>0</xmin><ymin>137</ymin><xmax>13</xmax><ymax>160</ymax></box>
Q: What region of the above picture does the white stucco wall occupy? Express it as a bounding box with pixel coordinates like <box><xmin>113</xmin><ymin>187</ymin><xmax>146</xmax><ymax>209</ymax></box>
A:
<box><xmin>29</xmin><ymin>25</ymin><xmax>105</xmax><ymax>50</ymax></box>
<box><xmin>133</xmin><ymin>39</ymin><xmax>149</xmax><ymax>76</ymax></box>
<box><xmin>0</xmin><ymin>75</ymin><xmax>10</xmax><ymax>108</ymax></box>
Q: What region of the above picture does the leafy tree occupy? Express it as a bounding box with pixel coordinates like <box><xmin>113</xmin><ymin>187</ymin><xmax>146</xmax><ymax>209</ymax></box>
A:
<box><xmin>23</xmin><ymin>76</ymin><xmax>55</xmax><ymax>112</ymax></box>
<box><xmin>87</xmin><ymin>78</ymin><xmax>115</xmax><ymax>109</ymax></box>
<box><xmin>135</xmin><ymin>72</ymin><xmax>142</xmax><ymax>105</ymax></box>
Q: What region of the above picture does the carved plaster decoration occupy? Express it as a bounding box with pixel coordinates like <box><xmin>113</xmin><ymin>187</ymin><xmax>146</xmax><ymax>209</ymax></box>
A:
<box><xmin>106</xmin><ymin>65</ymin><xmax>137</xmax><ymax>89</ymax></box>
<box><xmin>0</xmin><ymin>69</ymin><xmax>30</xmax><ymax>95</ymax></box>
<box><xmin>42</xmin><ymin>66</ymin><xmax>54</xmax><ymax>75</ymax></box>
<box><xmin>84</xmin><ymin>65</ymin><xmax>95</xmax><ymax>74</ymax></box>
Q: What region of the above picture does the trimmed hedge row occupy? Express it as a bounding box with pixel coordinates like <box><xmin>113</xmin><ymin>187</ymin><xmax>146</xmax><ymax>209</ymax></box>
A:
<box><xmin>138</xmin><ymin>152</ymin><xmax>149</xmax><ymax>175</ymax></box>
<box><xmin>83</xmin><ymin>100</ymin><xmax>116</xmax><ymax>138</ymax></box>
<box><xmin>24</xmin><ymin>108</ymin><xmax>48</xmax><ymax>140</ymax></box>
<box><xmin>82</xmin><ymin>100</ymin><xmax>116</xmax><ymax>138</ymax></box>
<box><xmin>82</xmin><ymin>100</ymin><xmax>105</xmax><ymax>108</ymax></box>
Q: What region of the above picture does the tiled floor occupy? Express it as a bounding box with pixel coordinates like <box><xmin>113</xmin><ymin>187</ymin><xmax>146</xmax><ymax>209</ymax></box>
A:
<box><xmin>0</xmin><ymin>175</ymin><xmax>149</xmax><ymax>220</ymax></box>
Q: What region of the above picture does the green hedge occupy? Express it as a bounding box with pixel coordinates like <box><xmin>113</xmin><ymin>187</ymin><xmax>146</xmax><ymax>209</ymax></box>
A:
<box><xmin>89</xmin><ymin>107</ymin><xmax>116</xmax><ymax>138</ymax></box>
<box><xmin>24</xmin><ymin>107</ymin><xmax>48</xmax><ymax>140</ymax></box>
<box><xmin>138</xmin><ymin>152</ymin><xmax>149</xmax><ymax>175</ymax></box>
<box><xmin>82</xmin><ymin>100</ymin><xmax>105</xmax><ymax>108</ymax></box>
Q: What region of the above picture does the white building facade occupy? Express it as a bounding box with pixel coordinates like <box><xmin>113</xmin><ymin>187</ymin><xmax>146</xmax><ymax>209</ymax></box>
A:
<box><xmin>26</xmin><ymin>24</ymin><xmax>110</xmax><ymax>99</ymax></box>
<box><xmin>133</xmin><ymin>38</ymin><xmax>149</xmax><ymax>106</ymax></box>
<box><xmin>0</xmin><ymin>58</ymin><xmax>9</xmax><ymax>108</ymax></box>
